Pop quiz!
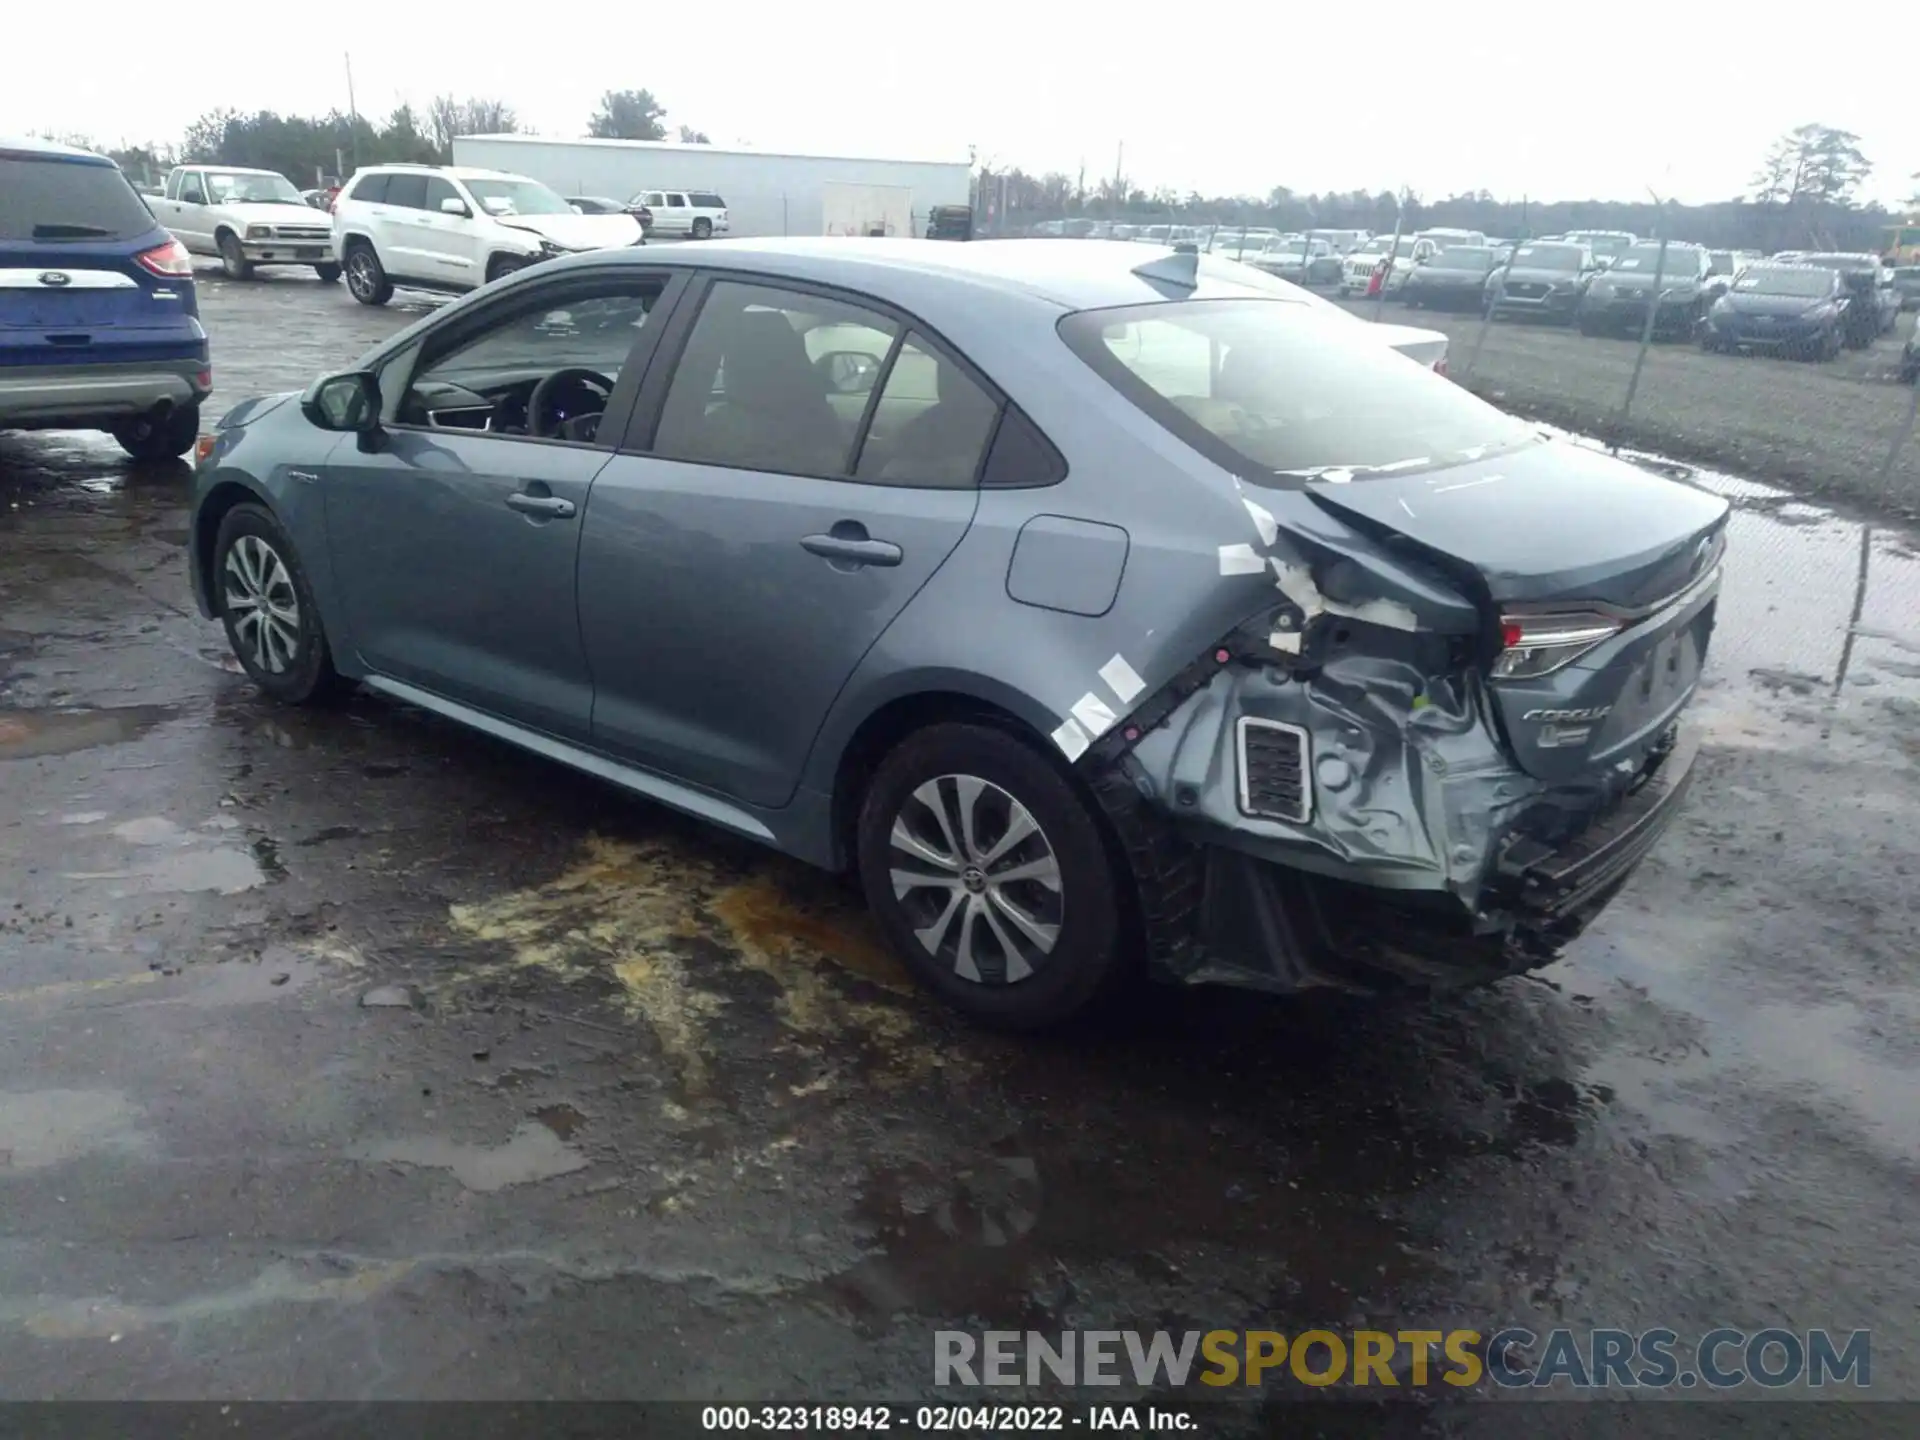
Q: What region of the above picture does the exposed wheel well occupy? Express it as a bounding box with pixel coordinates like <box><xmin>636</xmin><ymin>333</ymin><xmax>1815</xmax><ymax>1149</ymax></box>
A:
<box><xmin>486</xmin><ymin>252</ymin><xmax>531</xmax><ymax>282</ymax></box>
<box><xmin>194</xmin><ymin>481</ymin><xmax>263</xmax><ymax>607</ymax></box>
<box><xmin>214</xmin><ymin>225</ymin><xmax>238</xmax><ymax>245</ymax></box>
<box><xmin>341</xmin><ymin>233</ymin><xmax>375</xmax><ymax>255</ymax></box>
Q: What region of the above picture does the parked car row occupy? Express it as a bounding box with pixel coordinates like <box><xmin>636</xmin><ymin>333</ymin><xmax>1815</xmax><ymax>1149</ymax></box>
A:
<box><xmin>1385</xmin><ymin>233</ymin><xmax>1903</xmax><ymax>364</ymax></box>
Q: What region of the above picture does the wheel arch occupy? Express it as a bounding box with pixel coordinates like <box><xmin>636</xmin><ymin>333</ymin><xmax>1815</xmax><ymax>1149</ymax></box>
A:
<box><xmin>192</xmin><ymin>477</ymin><xmax>275</xmax><ymax>617</ymax></box>
<box><xmin>821</xmin><ymin>677</ymin><xmax>1064</xmax><ymax>872</ymax></box>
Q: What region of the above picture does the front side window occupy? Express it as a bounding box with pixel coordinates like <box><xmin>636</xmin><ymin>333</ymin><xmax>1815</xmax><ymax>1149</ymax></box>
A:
<box><xmin>422</xmin><ymin>176</ymin><xmax>461</xmax><ymax>214</ymax></box>
<box><xmin>653</xmin><ymin>280</ymin><xmax>899</xmax><ymax>477</ymax></box>
<box><xmin>179</xmin><ymin>173</ymin><xmax>207</xmax><ymax>205</ymax></box>
<box><xmin>397</xmin><ymin>283</ymin><xmax>663</xmax><ymax>441</ymax></box>
<box><xmin>1063</xmin><ymin>298</ymin><xmax>1534</xmax><ymax>483</ymax></box>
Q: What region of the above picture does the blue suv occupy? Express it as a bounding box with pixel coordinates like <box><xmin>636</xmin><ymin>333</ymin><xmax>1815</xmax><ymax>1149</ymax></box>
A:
<box><xmin>1</xmin><ymin>137</ymin><xmax>210</xmax><ymax>460</ymax></box>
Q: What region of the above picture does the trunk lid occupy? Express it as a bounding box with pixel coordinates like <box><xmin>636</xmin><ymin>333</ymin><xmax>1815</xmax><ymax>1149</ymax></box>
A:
<box><xmin>1304</xmin><ymin>439</ymin><xmax>1729</xmax><ymax>782</ymax></box>
<box><xmin>1303</xmin><ymin>438</ymin><xmax>1727</xmax><ymax>609</ymax></box>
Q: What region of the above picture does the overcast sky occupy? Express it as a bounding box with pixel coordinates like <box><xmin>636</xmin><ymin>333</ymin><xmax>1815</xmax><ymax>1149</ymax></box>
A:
<box><xmin>7</xmin><ymin>8</ymin><xmax>1916</xmax><ymax>208</ymax></box>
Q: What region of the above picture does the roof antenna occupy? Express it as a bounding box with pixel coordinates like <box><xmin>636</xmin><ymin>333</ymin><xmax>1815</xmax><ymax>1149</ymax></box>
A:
<box><xmin>1132</xmin><ymin>245</ymin><xmax>1199</xmax><ymax>289</ymax></box>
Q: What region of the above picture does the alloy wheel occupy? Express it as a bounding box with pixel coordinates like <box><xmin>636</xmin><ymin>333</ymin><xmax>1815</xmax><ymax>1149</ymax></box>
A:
<box><xmin>347</xmin><ymin>252</ymin><xmax>376</xmax><ymax>298</ymax></box>
<box><xmin>888</xmin><ymin>774</ymin><xmax>1063</xmax><ymax>985</ymax></box>
<box><xmin>223</xmin><ymin>535</ymin><xmax>302</xmax><ymax>674</ymax></box>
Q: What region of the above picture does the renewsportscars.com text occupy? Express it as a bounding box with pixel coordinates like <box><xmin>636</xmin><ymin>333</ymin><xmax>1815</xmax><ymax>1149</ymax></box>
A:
<box><xmin>934</xmin><ymin>1328</ymin><xmax>1870</xmax><ymax>1391</ymax></box>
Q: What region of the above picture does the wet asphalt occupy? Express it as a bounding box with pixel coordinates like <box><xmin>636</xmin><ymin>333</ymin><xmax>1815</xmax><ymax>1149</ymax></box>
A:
<box><xmin>0</xmin><ymin>266</ymin><xmax>1917</xmax><ymax>1421</ymax></box>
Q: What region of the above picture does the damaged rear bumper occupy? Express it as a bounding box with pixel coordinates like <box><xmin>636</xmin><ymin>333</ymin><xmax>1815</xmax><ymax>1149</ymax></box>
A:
<box><xmin>1148</xmin><ymin>728</ymin><xmax>1696</xmax><ymax>994</ymax></box>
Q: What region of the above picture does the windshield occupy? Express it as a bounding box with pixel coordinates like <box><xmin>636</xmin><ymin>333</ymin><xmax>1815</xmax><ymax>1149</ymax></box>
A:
<box><xmin>0</xmin><ymin>156</ymin><xmax>155</xmax><ymax>242</ymax></box>
<box><xmin>1796</xmin><ymin>254</ymin><xmax>1874</xmax><ymax>274</ymax></box>
<box><xmin>1733</xmin><ymin>267</ymin><xmax>1835</xmax><ymax>298</ymax></box>
<box><xmin>1511</xmin><ymin>243</ymin><xmax>1583</xmax><ymax>271</ymax></box>
<box><xmin>1432</xmin><ymin>247</ymin><xmax>1494</xmax><ymax>269</ymax></box>
<box><xmin>1061</xmin><ymin>298</ymin><xmax>1532</xmax><ymax>481</ymax></box>
<box><xmin>462</xmin><ymin>178</ymin><xmax>575</xmax><ymax>217</ymax></box>
<box><xmin>1708</xmin><ymin>252</ymin><xmax>1735</xmax><ymax>275</ymax></box>
<box><xmin>1611</xmin><ymin>246</ymin><xmax>1701</xmax><ymax>273</ymax></box>
<box><xmin>1569</xmin><ymin>234</ymin><xmax>1631</xmax><ymax>258</ymax></box>
<box><xmin>205</xmin><ymin>171</ymin><xmax>303</xmax><ymax>204</ymax></box>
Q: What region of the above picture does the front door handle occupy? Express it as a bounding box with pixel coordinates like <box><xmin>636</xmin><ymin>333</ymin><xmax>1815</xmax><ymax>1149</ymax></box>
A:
<box><xmin>506</xmin><ymin>491</ymin><xmax>575</xmax><ymax>519</ymax></box>
<box><xmin>801</xmin><ymin>532</ymin><xmax>902</xmax><ymax>567</ymax></box>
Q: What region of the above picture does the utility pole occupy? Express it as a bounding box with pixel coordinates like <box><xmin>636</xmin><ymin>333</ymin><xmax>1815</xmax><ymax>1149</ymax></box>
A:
<box><xmin>1111</xmin><ymin>141</ymin><xmax>1125</xmax><ymax>220</ymax></box>
<box><xmin>344</xmin><ymin>52</ymin><xmax>361</xmax><ymax>173</ymax></box>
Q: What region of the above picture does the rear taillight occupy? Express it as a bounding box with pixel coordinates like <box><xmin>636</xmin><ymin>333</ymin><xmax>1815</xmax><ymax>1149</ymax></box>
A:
<box><xmin>135</xmin><ymin>238</ymin><xmax>193</xmax><ymax>278</ymax></box>
<box><xmin>1492</xmin><ymin>612</ymin><xmax>1624</xmax><ymax>679</ymax></box>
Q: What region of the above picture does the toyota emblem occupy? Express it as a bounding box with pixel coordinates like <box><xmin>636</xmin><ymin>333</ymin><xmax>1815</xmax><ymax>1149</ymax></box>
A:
<box><xmin>38</xmin><ymin>271</ymin><xmax>72</xmax><ymax>287</ymax></box>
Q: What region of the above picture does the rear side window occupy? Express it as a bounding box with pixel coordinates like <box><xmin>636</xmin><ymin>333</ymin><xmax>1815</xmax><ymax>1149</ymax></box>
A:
<box><xmin>1062</xmin><ymin>298</ymin><xmax>1530</xmax><ymax>483</ymax></box>
<box><xmin>689</xmin><ymin>192</ymin><xmax>725</xmax><ymax>208</ymax></box>
<box><xmin>384</xmin><ymin>174</ymin><xmax>427</xmax><ymax>210</ymax></box>
<box><xmin>853</xmin><ymin>334</ymin><xmax>1001</xmax><ymax>489</ymax></box>
<box><xmin>0</xmin><ymin>155</ymin><xmax>155</xmax><ymax>242</ymax></box>
<box><xmin>347</xmin><ymin>173</ymin><xmax>389</xmax><ymax>204</ymax></box>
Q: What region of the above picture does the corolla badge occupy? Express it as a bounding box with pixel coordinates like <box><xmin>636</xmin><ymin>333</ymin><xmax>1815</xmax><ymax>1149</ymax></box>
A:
<box><xmin>38</xmin><ymin>271</ymin><xmax>71</xmax><ymax>287</ymax></box>
<box><xmin>1524</xmin><ymin>706</ymin><xmax>1611</xmax><ymax>723</ymax></box>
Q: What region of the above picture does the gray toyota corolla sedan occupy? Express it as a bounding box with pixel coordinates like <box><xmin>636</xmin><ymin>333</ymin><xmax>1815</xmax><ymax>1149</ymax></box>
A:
<box><xmin>187</xmin><ymin>238</ymin><xmax>1727</xmax><ymax>1028</ymax></box>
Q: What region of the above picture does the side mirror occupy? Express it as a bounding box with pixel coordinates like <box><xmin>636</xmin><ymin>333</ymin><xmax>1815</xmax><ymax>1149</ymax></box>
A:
<box><xmin>817</xmin><ymin>351</ymin><xmax>880</xmax><ymax>395</ymax></box>
<box><xmin>302</xmin><ymin>370</ymin><xmax>382</xmax><ymax>436</ymax></box>
<box><xmin>440</xmin><ymin>197</ymin><xmax>470</xmax><ymax>217</ymax></box>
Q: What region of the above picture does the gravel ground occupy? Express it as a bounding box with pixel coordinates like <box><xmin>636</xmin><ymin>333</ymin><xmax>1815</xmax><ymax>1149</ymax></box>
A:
<box><xmin>0</xmin><ymin>266</ymin><xmax>1916</xmax><ymax>1428</ymax></box>
<box><xmin>1340</xmin><ymin>297</ymin><xmax>1920</xmax><ymax>522</ymax></box>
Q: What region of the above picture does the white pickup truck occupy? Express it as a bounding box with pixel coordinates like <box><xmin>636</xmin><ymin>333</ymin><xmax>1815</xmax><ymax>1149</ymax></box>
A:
<box><xmin>148</xmin><ymin>165</ymin><xmax>340</xmax><ymax>282</ymax></box>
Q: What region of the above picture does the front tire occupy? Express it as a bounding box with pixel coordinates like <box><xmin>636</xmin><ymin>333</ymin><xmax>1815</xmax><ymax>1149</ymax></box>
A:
<box><xmin>856</xmin><ymin>723</ymin><xmax>1129</xmax><ymax>1030</ymax></box>
<box><xmin>218</xmin><ymin>232</ymin><xmax>254</xmax><ymax>280</ymax></box>
<box><xmin>113</xmin><ymin>405</ymin><xmax>199</xmax><ymax>461</ymax></box>
<box><xmin>344</xmin><ymin>242</ymin><xmax>393</xmax><ymax>306</ymax></box>
<box><xmin>213</xmin><ymin>504</ymin><xmax>348</xmax><ymax>705</ymax></box>
<box><xmin>314</xmin><ymin>262</ymin><xmax>342</xmax><ymax>283</ymax></box>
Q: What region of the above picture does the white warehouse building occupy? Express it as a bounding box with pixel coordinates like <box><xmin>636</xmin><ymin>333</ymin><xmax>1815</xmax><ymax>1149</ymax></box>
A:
<box><xmin>449</xmin><ymin>134</ymin><xmax>973</xmax><ymax>241</ymax></box>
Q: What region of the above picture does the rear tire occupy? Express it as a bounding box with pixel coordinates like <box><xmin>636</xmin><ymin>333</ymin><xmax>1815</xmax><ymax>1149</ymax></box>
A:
<box><xmin>212</xmin><ymin>503</ymin><xmax>349</xmax><ymax>706</ymax></box>
<box><xmin>217</xmin><ymin>232</ymin><xmax>253</xmax><ymax>280</ymax></box>
<box><xmin>113</xmin><ymin>405</ymin><xmax>199</xmax><ymax>461</ymax></box>
<box><xmin>314</xmin><ymin>262</ymin><xmax>342</xmax><ymax>283</ymax></box>
<box><xmin>856</xmin><ymin>723</ymin><xmax>1130</xmax><ymax>1031</ymax></box>
<box><xmin>344</xmin><ymin>241</ymin><xmax>392</xmax><ymax>306</ymax></box>
<box><xmin>691</xmin><ymin>217</ymin><xmax>713</xmax><ymax>240</ymax></box>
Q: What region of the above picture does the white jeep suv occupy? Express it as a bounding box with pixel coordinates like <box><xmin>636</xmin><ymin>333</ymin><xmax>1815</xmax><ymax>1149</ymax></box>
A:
<box><xmin>331</xmin><ymin>165</ymin><xmax>646</xmax><ymax>306</ymax></box>
<box><xmin>627</xmin><ymin>189</ymin><xmax>730</xmax><ymax>240</ymax></box>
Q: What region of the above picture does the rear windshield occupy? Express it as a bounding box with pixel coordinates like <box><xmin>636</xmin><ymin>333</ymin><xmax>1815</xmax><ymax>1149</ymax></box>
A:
<box><xmin>0</xmin><ymin>155</ymin><xmax>155</xmax><ymax>242</ymax></box>
<box><xmin>1734</xmin><ymin>267</ymin><xmax>1835</xmax><ymax>297</ymax></box>
<box><xmin>1061</xmin><ymin>298</ymin><xmax>1533</xmax><ymax>482</ymax></box>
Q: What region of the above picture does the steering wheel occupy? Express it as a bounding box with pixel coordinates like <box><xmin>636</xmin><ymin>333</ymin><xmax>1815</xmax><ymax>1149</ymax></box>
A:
<box><xmin>527</xmin><ymin>367</ymin><xmax>614</xmax><ymax>440</ymax></box>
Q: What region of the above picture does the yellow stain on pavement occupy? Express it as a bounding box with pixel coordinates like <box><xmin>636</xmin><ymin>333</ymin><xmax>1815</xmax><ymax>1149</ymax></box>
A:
<box><xmin>21</xmin><ymin>1258</ymin><xmax>417</xmax><ymax>1340</ymax></box>
<box><xmin>445</xmin><ymin>836</ymin><xmax>937</xmax><ymax>1099</ymax></box>
<box><xmin>0</xmin><ymin>970</ymin><xmax>163</xmax><ymax>1007</ymax></box>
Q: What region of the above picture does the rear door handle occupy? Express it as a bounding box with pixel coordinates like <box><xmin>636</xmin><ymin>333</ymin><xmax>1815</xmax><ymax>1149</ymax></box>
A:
<box><xmin>801</xmin><ymin>533</ymin><xmax>902</xmax><ymax>567</ymax></box>
<box><xmin>506</xmin><ymin>492</ymin><xmax>575</xmax><ymax>519</ymax></box>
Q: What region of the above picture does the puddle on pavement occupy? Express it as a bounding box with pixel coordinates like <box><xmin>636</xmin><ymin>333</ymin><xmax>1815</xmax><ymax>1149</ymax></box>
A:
<box><xmin>1546</xmin><ymin>439</ymin><xmax>1920</xmax><ymax>756</ymax></box>
<box><xmin>531</xmin><ymin>1103</ymin><xmax>587</xmax><ymax>1141</ymax></box>
<box><xmin>357</xmin><ymin>1120</ymin><xmax>589</xmax><ymax>1192</ymax></box>
<box><xmin>61</xmin><ymin>814</ymin><xmax>274</xmax><ymax>896</ymax></box>
<box><xmin>0</xmin><ymin>705</ymin><xmax>174</xmax><ymax>761</ymax></box>
<box><xmin>0</xmin><ymin>1089</ymin><xmax>151</xmax><ymax>1171</ymax></box>
<box><xmin>445</xmin><ymin>836</ymin><xmax>932</xmax><ymax>1106</ymax></box>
